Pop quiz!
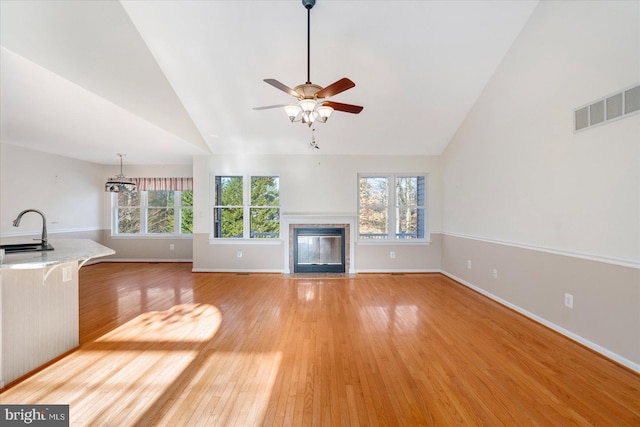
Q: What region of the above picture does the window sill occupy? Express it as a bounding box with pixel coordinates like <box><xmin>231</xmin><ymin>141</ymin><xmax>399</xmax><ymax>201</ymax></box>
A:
<box><xmin>208</xmin><ymin>238</ymin><xmax>283</xmax><ymax>246</ymax></box>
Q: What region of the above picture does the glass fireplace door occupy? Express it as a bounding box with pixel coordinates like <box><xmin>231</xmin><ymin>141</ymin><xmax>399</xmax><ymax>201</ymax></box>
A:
<box><xmin>293</xmin><ymin>228</ymin><xmax>345</xmax><ymax>273</ymax></box>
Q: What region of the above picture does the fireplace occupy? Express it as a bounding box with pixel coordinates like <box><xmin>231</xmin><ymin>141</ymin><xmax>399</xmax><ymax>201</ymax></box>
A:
<box><xmin>281</xmin><ymin>215</ymin><xmax>356</xmax><ymax>275</ymax></box>
<box><xmin>294</xmin><ymin>228</ymin><xmax>345</xmax><ymax>273</ymax></box>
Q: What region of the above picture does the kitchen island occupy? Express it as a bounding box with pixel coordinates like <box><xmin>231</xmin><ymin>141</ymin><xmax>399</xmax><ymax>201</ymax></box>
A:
<box><xmin>0</xmin><ymin>239</ymin><xmax>114</xmax><ymax>387</ymax></box>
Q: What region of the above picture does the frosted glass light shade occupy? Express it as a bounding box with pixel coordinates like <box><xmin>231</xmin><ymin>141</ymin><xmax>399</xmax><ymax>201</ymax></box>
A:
<box><xmin>317</xmin><ymin>105</ymin><xmax>333</xmax><ymax>122</ymax></box>
<box><xmin>284</xmin><ymin>104</ymin><xmax>302</xmax><ymax>121</ymax></box>
<box><xmin>299</xmin><ymin>99</ymin><xmax>317</xmax><ymax>113</ymax></box>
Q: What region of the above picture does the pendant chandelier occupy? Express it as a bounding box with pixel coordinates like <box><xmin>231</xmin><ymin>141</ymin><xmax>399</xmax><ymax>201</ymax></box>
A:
<box><xmin>105</xmin><ymin>153</ymin><xmax>136</xmax><ymax>192</ymax></box>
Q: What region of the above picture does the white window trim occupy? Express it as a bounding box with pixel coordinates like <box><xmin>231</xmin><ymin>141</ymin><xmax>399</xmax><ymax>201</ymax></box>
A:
<box><xmin>357</xmin><ymin>173</ymin><xmax>430</xmax><ymax>244</ymax></box>
<box><xmin>111</xmin><ymin>190</ymin><xmax>193</xmax><ymax>238</ymax></box>
<box><xmin>209</xmin><ymin>173</ymin><xmax>282</xmax><ymax>244</ymax></box>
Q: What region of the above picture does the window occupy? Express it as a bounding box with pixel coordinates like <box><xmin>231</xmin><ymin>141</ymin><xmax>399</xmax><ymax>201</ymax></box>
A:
<box><xmin>213</xmin><ymin>175</ymin><xmax>280</xmax><ymax>239</ymax></box>
<box><xmin>358</xmin><ymin>174</ymin><xmax>427</xmax><ymax>241</ymax></box>
<box><xmin>113</xmin><ymin>190</ymin><xmax>193</xmax><ymax>236</ymax></box>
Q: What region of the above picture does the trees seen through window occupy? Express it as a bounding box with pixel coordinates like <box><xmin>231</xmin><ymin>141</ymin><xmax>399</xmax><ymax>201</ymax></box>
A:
<box><xmin>114</xmin><ymin>190</ymin><xmax>192</xmax><ymax>235</ymax></box>
<box><xmin>213</xmin><ymin>175</ymin><xmax>280</xmax><ymax>239</ymax></box>
<box><xmin>358</xmin><ymin>174</ymin><xmax>427</xmax><ymax>241</ymax></box>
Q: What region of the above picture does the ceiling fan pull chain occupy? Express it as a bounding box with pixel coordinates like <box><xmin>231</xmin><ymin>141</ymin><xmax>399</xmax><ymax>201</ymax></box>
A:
<box><xmin>309</xmin><ymin>126</ymin><xmax>319</xmax><ymax>150</ymax></box>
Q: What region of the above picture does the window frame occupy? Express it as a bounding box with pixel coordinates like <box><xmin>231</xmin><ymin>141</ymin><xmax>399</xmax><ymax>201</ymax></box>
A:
<box><xmin>111</xmin><ymin>190</ymin><xmax>193</xmax><ymax>238</ymax></box>
<box><xmin>357</xmin><ymin>173</ymin><xmax>429</xmax><ymax>244</ymax></box>
<box><xmin>210</xmin><ymin>173</ymin><xmax>281</xmax><ymax>242</ymax></box>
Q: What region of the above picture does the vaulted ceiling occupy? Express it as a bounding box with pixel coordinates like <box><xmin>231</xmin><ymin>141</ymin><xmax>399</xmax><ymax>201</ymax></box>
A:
<box><xmin>0</xmin><ymin>1</ymin><xmax>538</xmax><ymax>165</ymax></box>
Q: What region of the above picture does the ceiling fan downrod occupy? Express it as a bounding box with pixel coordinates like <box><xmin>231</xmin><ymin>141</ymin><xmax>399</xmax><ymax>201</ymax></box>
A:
<box><xmin>303</xmin><ymin>0</ymin><xmax>315</xmax><ymax>85</ymax></box>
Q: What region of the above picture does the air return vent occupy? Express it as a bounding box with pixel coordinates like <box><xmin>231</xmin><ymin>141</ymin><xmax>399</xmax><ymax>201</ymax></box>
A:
<box><xmin>574</xmin><ymin>83</ymin><xmax>640</xmax><ymax>132</ymax></box>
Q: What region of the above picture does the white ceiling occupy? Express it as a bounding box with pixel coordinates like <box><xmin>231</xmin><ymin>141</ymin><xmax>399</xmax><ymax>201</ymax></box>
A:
<box><xmin>0</xmin><ymin>0</ymin><xmax>538</xmax><ymax>165</ymax></box>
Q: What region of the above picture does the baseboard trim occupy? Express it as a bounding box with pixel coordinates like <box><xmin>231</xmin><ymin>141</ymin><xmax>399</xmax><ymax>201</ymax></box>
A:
<box><xmin>192</xmin><ymin>268</ymin><xmax>283</xmax><ymax>273</ymax></box>
<box><xmin>441</xmin><ymin>270</ymin><xmax>640</xmax><ymax>374</ymax></box>
<box><xmin>356</xmin><ymin>269</ymin><xmax>441</xmax><ymax>273</ymax></box>
<box><xmin>99</xmin><ymin>258</ymin><xmax>193</xmax><ymax>263</ymax></box>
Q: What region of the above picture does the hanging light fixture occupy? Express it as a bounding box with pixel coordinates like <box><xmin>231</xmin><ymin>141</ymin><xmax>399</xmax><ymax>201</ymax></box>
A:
<box><xmin>284</xmin><ymin>98</ymin><xmax>334</xmax><ymax>125</ymax></box>
<box><xmin>105</xmin><ymin>153</ymin><xmax>136</xmax><ymax>192</ymax></box>
<box><xmin>254</xmin><ymin>0</ymin><xmax>363</xmax><ymax>151</ymax></box>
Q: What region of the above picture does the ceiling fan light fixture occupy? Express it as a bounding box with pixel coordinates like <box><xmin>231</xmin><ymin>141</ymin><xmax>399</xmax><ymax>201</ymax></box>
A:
<box><xmin>316</xmin><ymin>105</ymin><xmax>333</xmax><ymax>122</ymax></box>
<box><xmin>284</xmin><ymin>104</ymin><xmax>302</xmax><ymax>121</ymax></box>
<box><xmin>299</xmin><ymin>98</ymin><xmax>317</xmax><ymax>113</ymax></box>
<box><xmin>254</xmin><ymin>0</ymin><xmax>363</xmax><ymax>145</ymax></box>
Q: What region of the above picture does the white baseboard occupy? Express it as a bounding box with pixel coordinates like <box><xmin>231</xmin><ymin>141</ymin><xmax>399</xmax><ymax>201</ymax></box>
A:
<box><xmin>191</xmin><ymin>268</ymin><xmax>282</xmax><ymax>273</ymax></box>
<box><xmin>356</xmin><ymin>269</ymin><xmax>441</xmax><ymax>273</ymax></box>
<box><xmin>99</xmin><ymin>258</ymin><xmax>193</xmax><ymax>263</ymax></box>
<box><xmin>441</xmin><ymin>270</ymin><xmax>640</xmax><ymax>374</ymax></box>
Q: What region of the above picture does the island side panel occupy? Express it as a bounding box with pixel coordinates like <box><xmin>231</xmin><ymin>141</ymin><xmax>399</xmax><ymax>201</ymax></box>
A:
<box><xmin>1</xmin><ymin>261</ymin><xmax>79</xmax><ymax>387</ymax></box>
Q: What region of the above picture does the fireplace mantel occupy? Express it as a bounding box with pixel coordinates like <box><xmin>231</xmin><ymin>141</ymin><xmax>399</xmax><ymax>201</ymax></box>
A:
<box><xmin>281</xmin><ymin>214</ymin><xmax>356</xmax><ymax>274</ymax></box>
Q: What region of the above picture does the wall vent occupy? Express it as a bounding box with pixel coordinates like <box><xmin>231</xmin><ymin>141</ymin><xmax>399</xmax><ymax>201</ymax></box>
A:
<box><xmin>574</xmin><ymin>83</ymin><xmax>640</xmax><ymax>132</ymax></box>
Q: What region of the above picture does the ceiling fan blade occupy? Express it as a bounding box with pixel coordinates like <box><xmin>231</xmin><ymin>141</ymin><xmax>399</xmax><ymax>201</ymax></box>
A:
<box><xmin>315</xmin><ymin>78</ymin><xmax>355</xmax><ymax>99</ymax></box>
<box><xmin>264</xmin><ymin>79</ymin><xmax>299</xmax><ymax>97</ymax></box>
<box><xmin>253</xmin><ymin>104</ymin><xmax>288</xmax><ymax>110</ymax></box>
<box><xmin>322</xmin><ymin>101</ymin><xmax>363</xmax><ymax>114</ymax></box>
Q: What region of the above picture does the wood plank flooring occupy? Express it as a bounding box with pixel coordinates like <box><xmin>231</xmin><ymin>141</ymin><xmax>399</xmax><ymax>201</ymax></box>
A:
<box><xmin>2</xmin><ymin>263</ymin><xmax>639</xmax><ymax>426</ymax></box>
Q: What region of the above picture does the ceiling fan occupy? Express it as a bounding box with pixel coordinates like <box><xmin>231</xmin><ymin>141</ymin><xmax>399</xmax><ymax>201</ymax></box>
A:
<box><xmin>254</xmin><ymin>0</ymin><xmax>363</xmax><ymax>127</ymax></box>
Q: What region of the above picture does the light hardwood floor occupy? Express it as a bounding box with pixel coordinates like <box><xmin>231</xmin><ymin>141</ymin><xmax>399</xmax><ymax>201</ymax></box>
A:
<box><xmin>2</xmin><ymin>263</ymin><xmax>639</xmax><ymax>426</ymax></box>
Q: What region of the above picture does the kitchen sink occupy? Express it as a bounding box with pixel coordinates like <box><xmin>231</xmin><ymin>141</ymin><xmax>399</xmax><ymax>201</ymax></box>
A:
<box><xmin>0</xmin><ymin>243</ymin><xmax>55</xmax><ymax>253</ymax></box>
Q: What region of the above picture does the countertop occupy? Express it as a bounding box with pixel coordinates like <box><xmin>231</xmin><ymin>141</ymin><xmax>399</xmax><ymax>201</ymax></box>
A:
<box><xmin>1</xmin><ymin>239</ymin><xmax>115</xmax><ymax>269</ymax></box>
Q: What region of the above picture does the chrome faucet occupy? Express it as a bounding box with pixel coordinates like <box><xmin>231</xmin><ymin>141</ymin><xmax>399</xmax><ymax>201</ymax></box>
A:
<box><xmin>13</xmin><ymin>209</ymin><xmax>48</xmax><ymax>247</ymax></box>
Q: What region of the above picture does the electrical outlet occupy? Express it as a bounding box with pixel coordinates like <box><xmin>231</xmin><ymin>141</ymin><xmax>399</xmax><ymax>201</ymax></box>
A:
<box><xmin>169</xmin><ymin>244</ymin><xmax>175</xmax><ymax>251</ymax></box>
<box><xmin>564</xmin><ymin>293</ymin><xmax>573</xmax><ymax>308</ymax></box>
<box><xmin>467</xmin><ymin>260</ymin><xmax>472</xmax><ymax>269</ymax></box>
<box><xmin>62</xmin><ymin>266</ymin><xmax>72</xmax><ymax>282</ymax></box>
<box><xmin>492</xmin><ymin>268</ymin><xmax>498</xmax><ymax>279</ymax></box>
<box><xmin>390</xmin><ymin>251</ymin><xmax>396</xmax><ymax>259</ymax></box>
<box><xmin>237</xmin><ymin>250</ymin><xmax>243</xmax><ymax>258</ymax></box>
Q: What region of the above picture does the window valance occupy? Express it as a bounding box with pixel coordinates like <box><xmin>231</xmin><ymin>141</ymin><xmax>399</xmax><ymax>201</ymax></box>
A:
<box><xmin>133</xmin><ymin>177</ymin><xmax>193</xmax><ymax>191</ymax></box>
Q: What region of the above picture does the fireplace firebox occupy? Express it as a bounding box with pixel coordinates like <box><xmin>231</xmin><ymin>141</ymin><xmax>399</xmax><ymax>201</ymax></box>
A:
<box><xmin>293</xmin><ymin>227</ymin><xmax>346</xmax><ymax>273</ymax></box>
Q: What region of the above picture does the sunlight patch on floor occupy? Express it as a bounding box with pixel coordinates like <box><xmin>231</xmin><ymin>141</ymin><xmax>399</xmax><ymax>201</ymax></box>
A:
<box><xmin>97</xmin><ymin>303</ymin><xmax>221</xmax><ymax>343</ymax></box>
<box><xmin>72</xmin><ymin>349</ymin><xmax>199</xmax><ymax>426</ymax></box>
<box><xmin>1</xmin><ymin>304</ymin><xmax>283</xmax><ymax>426</ymax></box>
<box><xmin>0</xmin><ymin>303</ymin><xmax>235</xmax><ymax>426</ymax></box>
<box><xmin>151</xmin><ymin>351</ymin><xmax>283</xmax><ymax>426</ymax></box>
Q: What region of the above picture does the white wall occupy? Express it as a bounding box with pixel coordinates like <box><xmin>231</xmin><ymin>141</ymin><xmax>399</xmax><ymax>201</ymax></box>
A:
<box><xmin>109</xmin><ymin>164</ymin><xmax>192</xmax><ymax>178</ymax></box>
<box><xmin>192</xmin><ymin>154</ymin><xmax>442</xmax><ymax>271</ymax></box>
<box><xmin>441</xmin><ymin>0</ymin><xmax>640</xmax><ymax>370</ymax></box>
<box><xmin>0</xmin><ymin>143</ymin><xmax>105</xmax><ymax>238</ymax></box>
<box><xmin>442</xmin><ymin>0</ymin><xmax>639</xmax><ymax>263</ymax></box>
